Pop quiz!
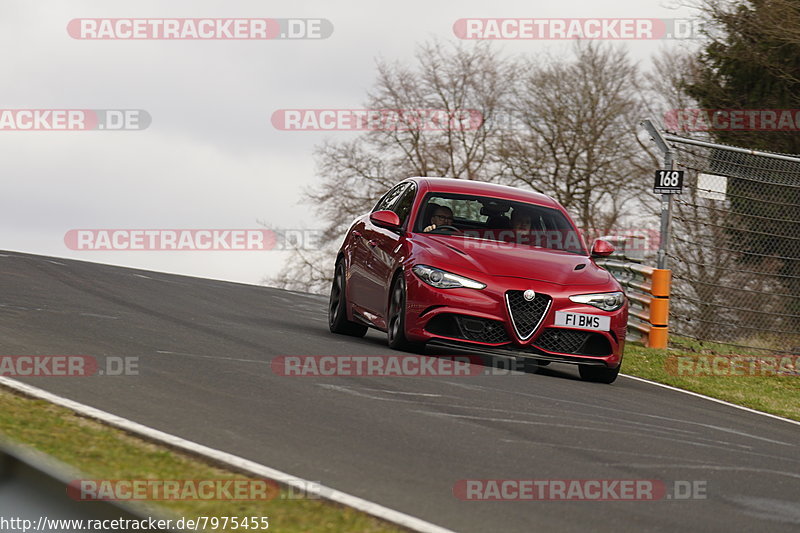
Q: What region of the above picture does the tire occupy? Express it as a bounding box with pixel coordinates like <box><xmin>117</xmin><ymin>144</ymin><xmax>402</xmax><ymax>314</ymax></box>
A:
<box><xmin>579</xmin><ymin>363</ymin><xmax>620</xmax><ymax>384</ymax></box>
<box><xmin>387</xmin><ymin>273</ymin><xmax>423</xmax><ymax>352</ymax></box>
<box><xmin>328</xmin><ymin>261</ymin><xmax>368</xmax><ymax>337</ymax></box>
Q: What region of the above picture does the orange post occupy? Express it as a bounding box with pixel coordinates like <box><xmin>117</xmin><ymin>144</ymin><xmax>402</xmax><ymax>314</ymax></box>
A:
<box><xmin>648</xmin><ymin>326</ymin><xmax>669</xmax><ymax>349</ymax></box>
<box><xmin>647</xmin><ymin>269</ymin><xmax>671</xmax><ymax>349</ymax></box>
<box><xmin>651</xmin><ymin>269</ymin><xmax>671</xmax><ymax>297</ymax></box>
<box><xmin>649</xmin><ymin>298</ymin><xmax>670</xmax><ymax>326</ymax></box>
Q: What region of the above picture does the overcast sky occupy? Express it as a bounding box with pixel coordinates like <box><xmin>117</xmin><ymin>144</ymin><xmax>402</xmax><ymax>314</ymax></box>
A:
<box><xmin>1</xmin><ymin>0</ymin><xmax>699</xmax><ymax>286</ymax></box>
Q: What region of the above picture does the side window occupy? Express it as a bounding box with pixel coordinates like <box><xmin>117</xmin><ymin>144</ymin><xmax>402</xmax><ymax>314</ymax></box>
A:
<box><xmin>392</xmin><ymin>184</ymin><xmax>417</xmax><ymax>226</ymax></box>
<box><xmin>373</xmin><ymin>183</ymin><xmax>407</xmax><ymax>213</ymax></box>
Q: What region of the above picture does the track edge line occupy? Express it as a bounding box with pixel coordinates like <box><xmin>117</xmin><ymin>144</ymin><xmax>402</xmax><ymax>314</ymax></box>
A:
<box><xmin>619</xmin><ymin>373</ymin><xmax>800</xmax><ymax>426</ymax></box>
<box><xmin>0</xmin><ymin>377</ymin><xmax>457</xmax><ymax>533</ymax></box>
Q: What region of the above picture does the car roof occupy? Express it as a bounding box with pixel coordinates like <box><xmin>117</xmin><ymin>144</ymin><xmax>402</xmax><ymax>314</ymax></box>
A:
<box><xmin>406</xmin><ymin>177</ymin><xmax>558</xmax><ymax>208</ymax></box>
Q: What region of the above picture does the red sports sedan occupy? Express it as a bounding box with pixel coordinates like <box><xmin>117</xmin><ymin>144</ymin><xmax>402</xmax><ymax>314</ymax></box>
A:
<box><xmin>328</xmin><ymin>177</ymin><xmax>628</xmax><ymax>383</ymax></box>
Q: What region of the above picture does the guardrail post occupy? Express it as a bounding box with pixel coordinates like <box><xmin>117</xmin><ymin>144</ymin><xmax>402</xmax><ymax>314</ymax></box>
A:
<box><xmin>648</xmin><ymin>269</ymin><xmax>671</xmax><ymax>348</ymax></box>
<box><xmin>595</xmin><ymin>257</ymin><xmax>672</xmax><ymax>349</ymax></box>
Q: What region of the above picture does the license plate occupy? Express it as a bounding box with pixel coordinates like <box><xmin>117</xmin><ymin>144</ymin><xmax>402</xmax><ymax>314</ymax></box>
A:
<box><xmin>555</xmin><ymin>311</ymin><xmax>610</xmax><ymax>331</ymax></box>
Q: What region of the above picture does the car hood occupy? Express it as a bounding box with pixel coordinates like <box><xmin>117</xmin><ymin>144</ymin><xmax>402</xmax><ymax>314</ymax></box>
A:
<box><xmin>415</xmin><ymin>234</ymin><xmax>611</xmax><ymax>286</ymax></box>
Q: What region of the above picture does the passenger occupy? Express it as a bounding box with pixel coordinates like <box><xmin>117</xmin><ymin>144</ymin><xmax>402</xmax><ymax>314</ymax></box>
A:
<box><xmin>510</xmin><ymin>208</ymin><xmax>533</xmax><ymax>245</ymax></box>
<box><xmin>511</xmin><ymin>208</ymin><xmax>532</xmax><ymax>231</ymax></box>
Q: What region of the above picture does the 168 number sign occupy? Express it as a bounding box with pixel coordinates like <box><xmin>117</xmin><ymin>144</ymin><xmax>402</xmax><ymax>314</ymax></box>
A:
<box><xmin>654</xmin><ymin>170</ymin><xmax>684</xmax><ymax>194</ymax></box>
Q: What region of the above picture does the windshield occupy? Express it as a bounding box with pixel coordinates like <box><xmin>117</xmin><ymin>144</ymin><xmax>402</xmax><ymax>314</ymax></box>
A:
<box><xmin>415</xmin><ymin>192</ymin><xmax>586</xmax><ymax>255</ymax></box>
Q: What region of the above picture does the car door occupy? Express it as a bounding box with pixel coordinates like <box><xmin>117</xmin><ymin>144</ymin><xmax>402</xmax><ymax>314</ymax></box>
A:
<box><xmin>364</xmin><ymin>183</ymin><xmax>416</xmax><ymax>325</ymax></box>
<box><xmin>349</xmin><ymin>184</ymin><xmax>407</xmax><ymax>319</ymax></box>
<box><xmin>344</xmin><ymin>216</ymin><xmax>373</xmax><ymax>315</ymax></box>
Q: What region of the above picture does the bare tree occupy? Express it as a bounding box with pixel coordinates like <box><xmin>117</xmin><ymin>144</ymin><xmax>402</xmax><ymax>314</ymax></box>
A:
<box><xmin>265</xmin><ymin>241</ymin><xmax>337</xmax><ymax>295</ymax></box>
<box><xmin>269</xmin><ymin>41</ymin><xmax>660</xmax><ymax>293</ymax></box>
<box><xmin>269</xmin><ymin>41</ymin><xmax>515</xmax><ymax>293</ymax></box>
<box><xmin>498</xmin><ymin>42</ymin><xmax>654</xmax><ymax>234</ymax></box>
<box><xmin>312</xmin><ymin>40</ymin><xmax>515</xmax><ymax>241</ymax></box>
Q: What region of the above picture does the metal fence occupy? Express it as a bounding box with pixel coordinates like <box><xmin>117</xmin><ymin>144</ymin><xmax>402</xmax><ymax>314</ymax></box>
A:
<box><xmin>646</xmin><ymin>127</ymin><xmax>800</xmax><ymax>354</ymax></box>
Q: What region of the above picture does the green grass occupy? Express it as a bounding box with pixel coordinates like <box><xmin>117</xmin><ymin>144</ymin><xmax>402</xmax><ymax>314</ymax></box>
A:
<box><xmin>0</xmin><ymin>387</ymin><xmax>407</xmax><ymax>533</ymax></box>
<box><xmin>622</xmin><ymin>336</ymin><xmax>800</xmax><ymax>421</ymax></box>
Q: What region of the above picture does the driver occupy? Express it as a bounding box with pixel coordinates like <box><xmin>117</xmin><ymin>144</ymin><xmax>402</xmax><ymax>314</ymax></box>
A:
<box><xmin>423</xmin><ymin>205</ymin><xmax>454</xmax><ymax>232</ymax></box>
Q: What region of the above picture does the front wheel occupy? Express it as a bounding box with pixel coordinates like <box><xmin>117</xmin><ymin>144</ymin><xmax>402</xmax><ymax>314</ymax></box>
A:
<box><xmin>579</xmin><ymin>363</ymin><xmax>620</xmax><ymax>384</ymax></box>
<box><xmin>387</xmin><ymin>273</ymin><xmax>423</xmax><ymax>352</ymax></box>
<box><xmin>329</xmin><ymin>261</ymin><xmax>368</xmax><ymax>337</ymax></box>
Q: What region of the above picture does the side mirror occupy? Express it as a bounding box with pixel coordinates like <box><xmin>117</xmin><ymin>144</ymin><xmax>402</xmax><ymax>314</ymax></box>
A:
<box><xmin>370</xmin><ymin>210</ymin><xmax>401</xmax><ymax>229</ymax></box>
<box><xmin>591</xmin><ymin>238</ymin><xmax>615</xmax><ymax>257</ymax></box>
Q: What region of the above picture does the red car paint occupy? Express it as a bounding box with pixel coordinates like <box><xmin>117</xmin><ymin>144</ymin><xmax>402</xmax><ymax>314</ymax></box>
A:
<box><xmin>334</xmin><ymin>177</ymin><xmax>628</xmax><ymax>370</ymax></box>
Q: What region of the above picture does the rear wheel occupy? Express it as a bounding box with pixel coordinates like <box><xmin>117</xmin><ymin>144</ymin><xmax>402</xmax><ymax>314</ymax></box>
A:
<box><xmin>329</xmin><ymin>261</ymin><xmax>368</xmax><ymax>337</ymax></box>
<box><xmin>579</xmin><ymin>363</ymin><xmax>620</xmax><ymax>384</ymax></box>
<box><xmin>387</xmin><ymin>273</ymin><xmax>422</xmax><ymax>352</ymax></box>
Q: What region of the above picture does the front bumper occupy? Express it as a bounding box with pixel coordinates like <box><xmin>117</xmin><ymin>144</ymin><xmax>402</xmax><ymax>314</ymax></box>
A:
<box><xmin>404</xmin><ymin>269</ymin><xmax>627</xmax><ymax>368</ymax></box>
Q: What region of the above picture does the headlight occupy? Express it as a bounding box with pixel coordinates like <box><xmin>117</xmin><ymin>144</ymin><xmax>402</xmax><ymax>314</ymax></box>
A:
<box><xmin>569</xmin><ymin>291</ymin><xmax>625</xmax><ymax>311</ymax></box>
<box><xmin>412</xmin><ymin>265</ymin><xmax>486</xmax><ymax>289</ymax></box>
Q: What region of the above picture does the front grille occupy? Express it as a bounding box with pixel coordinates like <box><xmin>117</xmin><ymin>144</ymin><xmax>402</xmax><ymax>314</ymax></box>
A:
<box><xmin>505</xmin><ymin>291</ymin><xmax>551</xmax><ymax>340</ymax></box>
<box><xmin>425</xmin><ymin>314</ymin><xmax>510</xmax><ymax>344</ymax></box>
<box><xmin>534</xmin><ymin>328</ymin><xmax>612</xmax><ymax>356</ymax></box>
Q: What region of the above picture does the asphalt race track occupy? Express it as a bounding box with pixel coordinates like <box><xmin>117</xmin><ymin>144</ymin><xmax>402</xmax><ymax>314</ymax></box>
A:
<box><xmin>1</xmin><ymin>251</ymin><xmax>798</xmax><ymax>532</ymax></box>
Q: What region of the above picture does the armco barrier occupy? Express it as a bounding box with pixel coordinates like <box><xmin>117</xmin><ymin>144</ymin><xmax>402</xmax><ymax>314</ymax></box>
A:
<box><xmin>595</xmin><ymin>258</ymin><xmax>671</xmax><ymax>349</ymax></box>
<box><xmin>0</xmin><ymin>439</ymin><xmax>179</xmax><ymax>532</ymax></box>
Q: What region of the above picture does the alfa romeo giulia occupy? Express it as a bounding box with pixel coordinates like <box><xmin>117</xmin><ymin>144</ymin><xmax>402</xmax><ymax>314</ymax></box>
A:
<box><xmin>328</xmin><ymin>177</ymin><xmax>628</xmax><ymax>383</ymax></box>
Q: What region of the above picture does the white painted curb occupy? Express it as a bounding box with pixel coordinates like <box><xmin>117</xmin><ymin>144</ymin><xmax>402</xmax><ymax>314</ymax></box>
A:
<box><xmin>0</xmin><ymin>377</ymin><xmax>457</xmax><ymax>533</ymax></box>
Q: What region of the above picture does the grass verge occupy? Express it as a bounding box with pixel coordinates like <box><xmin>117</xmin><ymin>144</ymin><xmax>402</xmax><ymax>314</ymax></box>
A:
<box><xmin>623</xmin><ymin>336</ymin><xmax>799</xmax><ymax>421</ymax></box>
<box><xmin>0</xmin><ymin>386</ymin><xmax>407</xmax><ymax>533</ymax></box>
